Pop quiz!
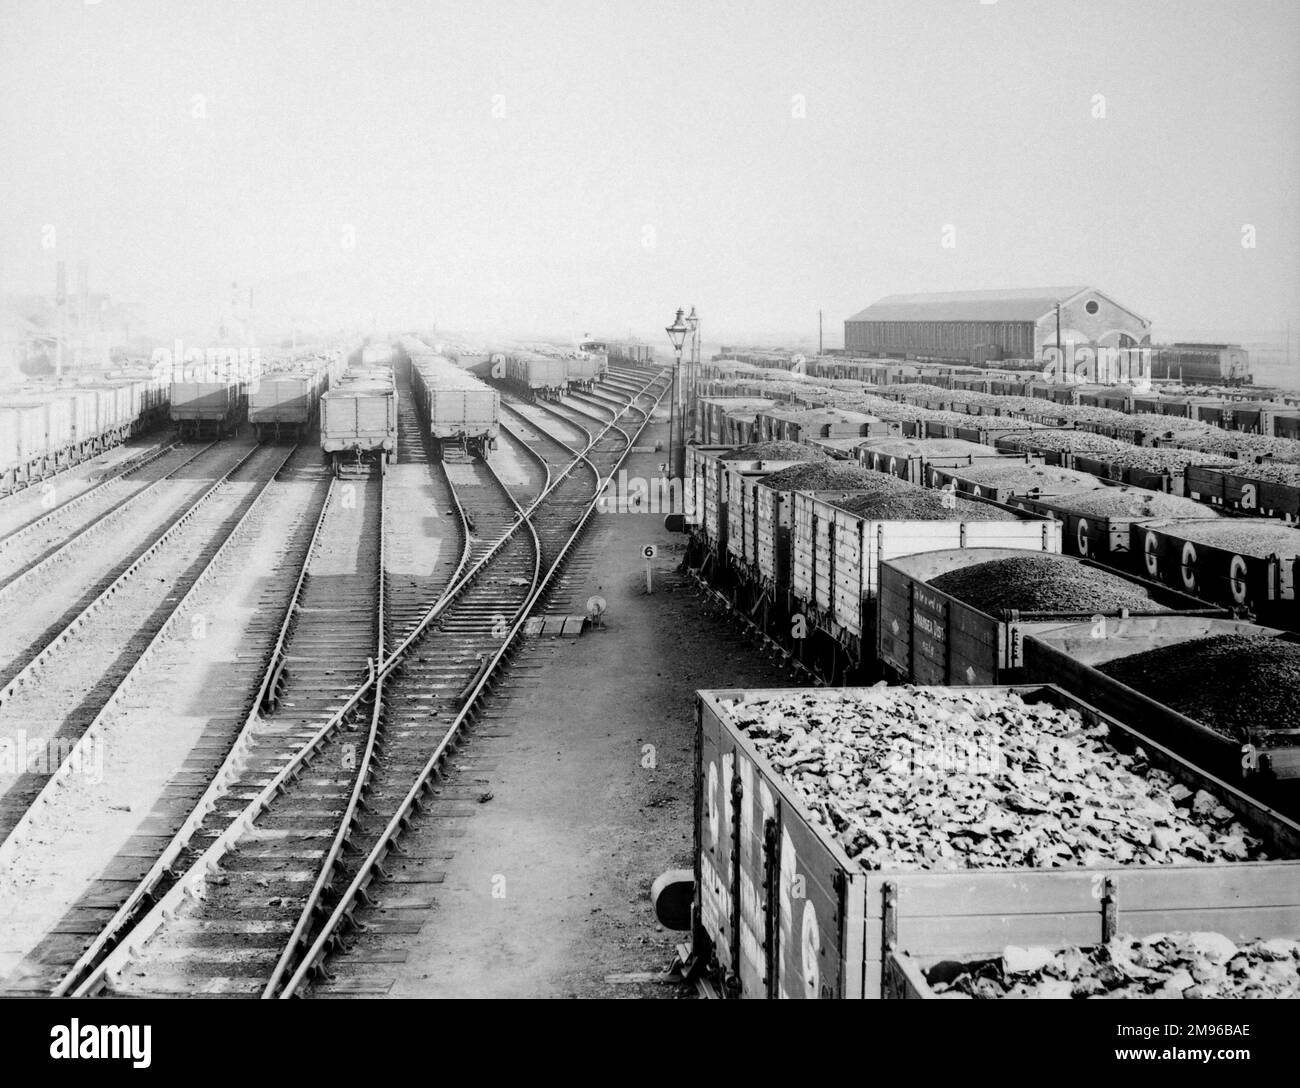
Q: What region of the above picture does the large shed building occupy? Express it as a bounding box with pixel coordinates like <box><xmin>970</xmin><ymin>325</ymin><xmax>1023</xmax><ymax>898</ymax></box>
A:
<box><xmin>843</xmin><ymin>286</ymin><xmax>1152</xmax><ymax>364</ymax></box>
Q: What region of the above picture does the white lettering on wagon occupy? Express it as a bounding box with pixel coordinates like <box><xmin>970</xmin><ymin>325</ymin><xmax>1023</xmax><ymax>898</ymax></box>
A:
<box><xmin>1229</xmin><ymin>554</ymin><xmax>1249</xmax><ymax>604</ymax></box>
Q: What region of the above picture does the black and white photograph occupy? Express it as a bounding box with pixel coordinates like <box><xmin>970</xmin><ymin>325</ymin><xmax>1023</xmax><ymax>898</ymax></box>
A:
<box><xmin>0</xmin><ymin>0</ymin><xmax>1297</xmax><ymax>1061</ymax></box>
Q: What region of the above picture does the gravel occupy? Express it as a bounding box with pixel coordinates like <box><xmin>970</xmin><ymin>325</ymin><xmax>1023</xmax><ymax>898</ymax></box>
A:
<box><xmin>1098</xmin><ymin>634</ymin><xmax>1300</xmax><ymax>743</ymax></box>
<box><xmin>830</xmin><ymin>490</ymin><xmax>1020</xmax><ymax>521</ymax></box>
<box><xmin>932</xmin><ymin>933</ymin><xmax>1300</xmax><ymax>999</ymax></box>
<box><xmin>720</xmin><ymin>441</ymin><xmax>828</xmax><ymax>461</ymax></box>
<box><xmin>720</xmin><ymin>687</ymin><xmax>1268</xmax><ymax>871</ymax></box>
<box><xmin>759</xmin><ymin>462</ymin><xmax>906</xmax><ymax>490</ymax></box>
<box><xmin>928</xmin><ymin>553</ymin><xmax>1167</xmax><ymax>614</ymax></box>
<box><xmin>1149</xmin><ymin>518</ymin><xmax>1300</xmax><ymax>559</ymax></box>
<box><xmin>1052</xmin><ymin>487</ymin><xmax>1223</xmax><ymax>520</ymax></box>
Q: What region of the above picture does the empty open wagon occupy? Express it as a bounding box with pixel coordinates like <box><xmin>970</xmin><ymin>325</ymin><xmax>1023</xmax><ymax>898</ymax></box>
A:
<box><xmin>320</xmin><ymin>379</ymin><xmax>398</xmax><ymax>476</ymax></box>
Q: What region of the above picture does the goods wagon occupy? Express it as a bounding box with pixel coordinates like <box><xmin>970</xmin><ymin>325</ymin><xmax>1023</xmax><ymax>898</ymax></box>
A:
<box><xmin>0</xmin><ymin>400</ymin><xmax>54</xmax><ymax>490</ymax></box>
<box><xmin>804</xmin><ymin>437</ymin><xmax>875</xmax><ymax>460</ymax></box>
<box><xmin>926</xmin><ymin>460</ymin><xmax>1106</xmax><ymax>504</ymax></box>
<box><xmin>571</xmin><ymin>344</ymin><xmax>609</xmax><ymax>391</ymax></box>
<box><xmin>1183</xmin><ymin>461</ymin><xmax>1300</xmax><ymax>522</ymax></box>
<box><xmin>914</xmin><ymin>417</ymin><xmax>1045</xmax><ymax>446</ymax></box>
<box><xmin>854</xmin><ymin>437</ymin><xmax>1017</xmax><ymax>487</ymax></box>
<box><xmin>694</xmin><ymin>398</ymin><xmax>775</xmax><ymax>445</ymax></box>
<box><xmin>1136</xmin><ymin>518</ymin><xmax>1298</xmax><ymax>624</ymax></box>
<box><xmin>686</xmin><ymin>447</ymin><xmax>817</xmax><ymax>563</ymax></box>
<box><xmin>169</xmin><ymin>380</ymin><xmax>243</xmax><ymax>439</ymax></box>
<box><xmin>1276</xmin><ymin>413</ymin><xmax>1300</xmax><ymax>441</ymax></box>
<box><xmin>249</xmin><ymin>372</ymin><xmax>326</xmax><ymax>442</ymax></box>
<box><xmin>320</xmin><ymin>373</ymin><xmax>398</xmax><ymax>476</ymax></box>
<box><xmin>1228</xmin><ymin>402</ymin><xmax>1285</xmax><ymax>435</ymax></box>
<box><xmin>504</xmin><ymin>351</ymin><xmax>568</xmax><ymax>401</ymax></box>
<box><xmin>410</xmin><ymin>352</ymin><xmax>499</xmax><ymax>458</ymax></box>
<box><xmin>688</xmin><ymin>685</ymin><xmax>1300</xmax><ymax>999</ymax></box>
<box><xmin>1009</xmin><ymin>486</ymin><xmax>1221</xmax><ymax>565</ymax></box>
<box><xmin>609</xmin><ymin>342</ymin><xmax>656</xmax><ymax>366</ymax></box>
<box><xmin>755</xmin><ymin>408</ymin><xmax>894</xmax><ymax>445</ymax></box>
<box><xmin>684</xmin><ymin>445</ymin><xmax>747</xmax><ymax>544</ymax></box>
<box><xmin>1024</xmin><ymin>616</ymin><xmax>1300</xmax><ymax>798</ymax></box>
<box><xmin>788</xmin><ymin>491</ymin><xmax>1059</xmax><ymax>675</ymax></box>
<box><xmin>876</xmin><ymin>547</ymin><xmax>1227</xmax><ymax>689</ymax></box>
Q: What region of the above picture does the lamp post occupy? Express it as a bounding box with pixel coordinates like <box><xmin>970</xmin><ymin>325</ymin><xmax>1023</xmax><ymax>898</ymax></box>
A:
<box><xmin>665</xmin><ymin>308</ymin><xmax>689</xmax><ymax>483</ymax></box>
<box><xmin>685</xmin><ymin>306</ymin><xmax>699</xmax><ymax>454</ymax></box>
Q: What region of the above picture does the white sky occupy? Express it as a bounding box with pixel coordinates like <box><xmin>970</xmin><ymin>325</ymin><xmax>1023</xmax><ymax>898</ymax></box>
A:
<box><xmin>1</xmin><ymin>0</ymin><xmax>1297</xmax><ymax>347</ymax></box>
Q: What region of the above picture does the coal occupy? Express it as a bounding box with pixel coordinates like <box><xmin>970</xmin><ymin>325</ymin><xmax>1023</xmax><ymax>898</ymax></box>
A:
<box><xmin>1053</xmin><ymin>487</ymin><xmax>1222</xmax><ymax>520</ymax></box>
<box><xmin>720</xmin><ymin>688</ymin><xmax>1268</xmax><ymax>872</ymax></box>
<box><xmin>832</xmin><ymin>490</ymin><xmax>1019</xmax><ymax>521</ymax></box>
<box><xmin>929</xmin><ymin>553</ymin><xmax>1166</xmax><ymax>614</ymax></box>
<box><xmin>858</xmin><ymin>438</ymin><xmax>990</xmax><ymax>458</ymax></box>
<box><xmin>759</xmin><ymin>462</ymin><xmax>905</xmax><ymax>491</ymax></box>
<box><xmin>933</xmin><ymin>933</ymin><xmax>1300</xmax><ymax>999</ymax></box>
<box><xmin>1098</xmin><ymin>634</ymin><xmax>1300</xmax><ymax>743</ymax></box>
<box><xmin>1100</xmin><ymin>447</ymin><xmax>1237</xmax><ymax>472</ymax></box>
<box><xmin>1222</xmin><ymin>461</ymin><xmax>1300</xmax><ymax>487</ymax></box>
<box><xmin>953</xmin><ymin>463</ymin><xmax>1106</xmax><ymax>495</ymax></box>
<box><xmin>1153</xmin><ymin>519</ymin><xmax>1300</xmax><ymax>559</ymax></box>
<box><xmin>720</xmin><ymin>441</ymin><xmax>827</xmax><ymax>461</ymax></box>
<box><xmin>1000</xmin><ymin>431</ymin><xmax>1130</xmax><ymax>454</ymax></box>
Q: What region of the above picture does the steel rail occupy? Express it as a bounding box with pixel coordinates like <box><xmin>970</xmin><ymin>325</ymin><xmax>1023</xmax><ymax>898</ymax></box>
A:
<box><xmin>276</xmin><ymin>369</ymin><xmax>670</xmax><ymax>996</ymax></box>
<box><xmin>65</xmin><ymin>369</ymin><xmax>665</xmax><ymax>997</ymax></box>
<box><xmin>0</xmin><ymin>439</ymin><xmax>185</xmax><ymax>550</ymax></box>
<box><xmin>259</xmin><ymin>400</ymin><xmax>548</xmax><ymax>995</ymax></box>
<box><xmin>0</xmin><ymin>443</ymin><xmax>300</xmax><ymax>862</ymax></box>
<box><xmin>0</xmin><ymin>442</ymin><xmax>264</xmax><ymax>709</ymax></box>
<box><xmin>48</xmin><ymin>455</ymin><xmax>342</xmax><ymax>997</ymax></box>
<box><xmin>57</xmin><ymin>412</ymin><xmax>547</xmax><ymax>997</ymax></box>
<box><xmin>0</xmin><ymin>443</ymin><xmax>215</xmax><ymax>594</ymax></box>
<box><xmin>258</xmin><ymin>470</ymin><xmax>391</xmax><ymax>996</ymax></box>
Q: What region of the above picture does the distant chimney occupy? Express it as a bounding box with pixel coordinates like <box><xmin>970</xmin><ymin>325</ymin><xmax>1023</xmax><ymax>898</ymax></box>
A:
<box><xmin>78</xmin><ymin>260</ymin><xmax>89</xmax><ymax>324</ymax></box>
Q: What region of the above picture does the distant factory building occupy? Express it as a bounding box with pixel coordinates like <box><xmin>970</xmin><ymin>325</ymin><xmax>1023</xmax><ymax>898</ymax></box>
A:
<box><xmin>844</xmin><ymin>287</ymin><xmax>1152</xmax><ymax>365</ymax></box>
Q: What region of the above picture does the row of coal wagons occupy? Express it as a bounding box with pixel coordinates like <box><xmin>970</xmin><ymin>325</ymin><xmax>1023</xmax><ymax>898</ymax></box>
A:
<box><xmin>1</xmin><ymin>373</ymin><xmax>169</xmax><ymax>493</ymax></box>
<box><xmin>687</xmin><ymin>422</ymin><xmax>1300</xmax><ymax>781</ymax></box>
<box><xmin>408</xmin><ymin>348</ymin><xmax>500</xmax><ymax>459</ymax></box>
<box><xmin>320</xmin><ymin>364</ymin><xmax>398</xmax><ymax>475</ymax></box>
<box><xmin>698</xmin><ymin>379</ymin><xmax>1300</xmax><ymax>623</ymax></box>
<box><xmin>683</xmin><ymin>441</ymin><xmax>1064</xmax><ymax>683</ymax></box>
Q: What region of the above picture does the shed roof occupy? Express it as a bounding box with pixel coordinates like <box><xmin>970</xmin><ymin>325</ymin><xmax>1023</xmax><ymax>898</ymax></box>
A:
<box><xmin>847</xmin><ymin>287</ymin><xmax>1095</xmax><ymax>324</ymax></box>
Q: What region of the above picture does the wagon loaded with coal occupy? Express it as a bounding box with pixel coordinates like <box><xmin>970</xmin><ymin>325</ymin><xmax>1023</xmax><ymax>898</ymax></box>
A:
<box><xmin>661</xmin><ymin>685</ymin><xmax>1300</xmax><ymax>999</ymax></box>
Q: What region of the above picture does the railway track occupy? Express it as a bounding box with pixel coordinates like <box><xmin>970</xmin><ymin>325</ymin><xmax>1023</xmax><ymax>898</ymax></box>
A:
<box><xmin>0</xmin><ymin>441</ymin><xmax>300</xmax><ymax>850</ymax></box>
<box><xmin>33</xmin><ymin>368</ymin><xmax>667</xmax><ymax>998</ymax></box>
<box><xmin>0</xmin><ymin>441</ymin><xmax>207</xmax><ymax>592</ymax></box>
<box><xmin>0</xmin><ymin>441</ymin><xmax>262</xmax><ymax>693</ymax></box>
<box><xmin>61</xmin><ymin>449</ymin><xmax>532</xmax><ymax>995</ymax></box>
<box><xmin>0</xmin><ymin>441</ymin><xmax>333</xmax><ymax>993</ymax></box>
<box><xmin>289</xmin><ymin>368</ymin><xmax>669</xmax><ymax>997</ymax></box>
<box><xmin>0</xmin><ymin>431</ymin><xmax>177</xmax><ymax>504</ymax></box>
<box><xmin>0</xmin><ymin>438</ymin><xmax>183</xmax><ymax>551</ymax></box>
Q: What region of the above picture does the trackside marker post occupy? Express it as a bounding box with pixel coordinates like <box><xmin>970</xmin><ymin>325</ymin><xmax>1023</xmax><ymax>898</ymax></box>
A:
<box><xmin>642</xmin><ymin>544</ymin><xmax>657</xmax><ymax>593</ymax></box>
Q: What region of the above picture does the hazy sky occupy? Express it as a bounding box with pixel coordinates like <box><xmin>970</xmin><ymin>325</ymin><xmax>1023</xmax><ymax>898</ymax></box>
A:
<box><xmin>1</xmin><ymin>0</ymin><xmax>1298</xmax><ymax>347</ymax></box>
